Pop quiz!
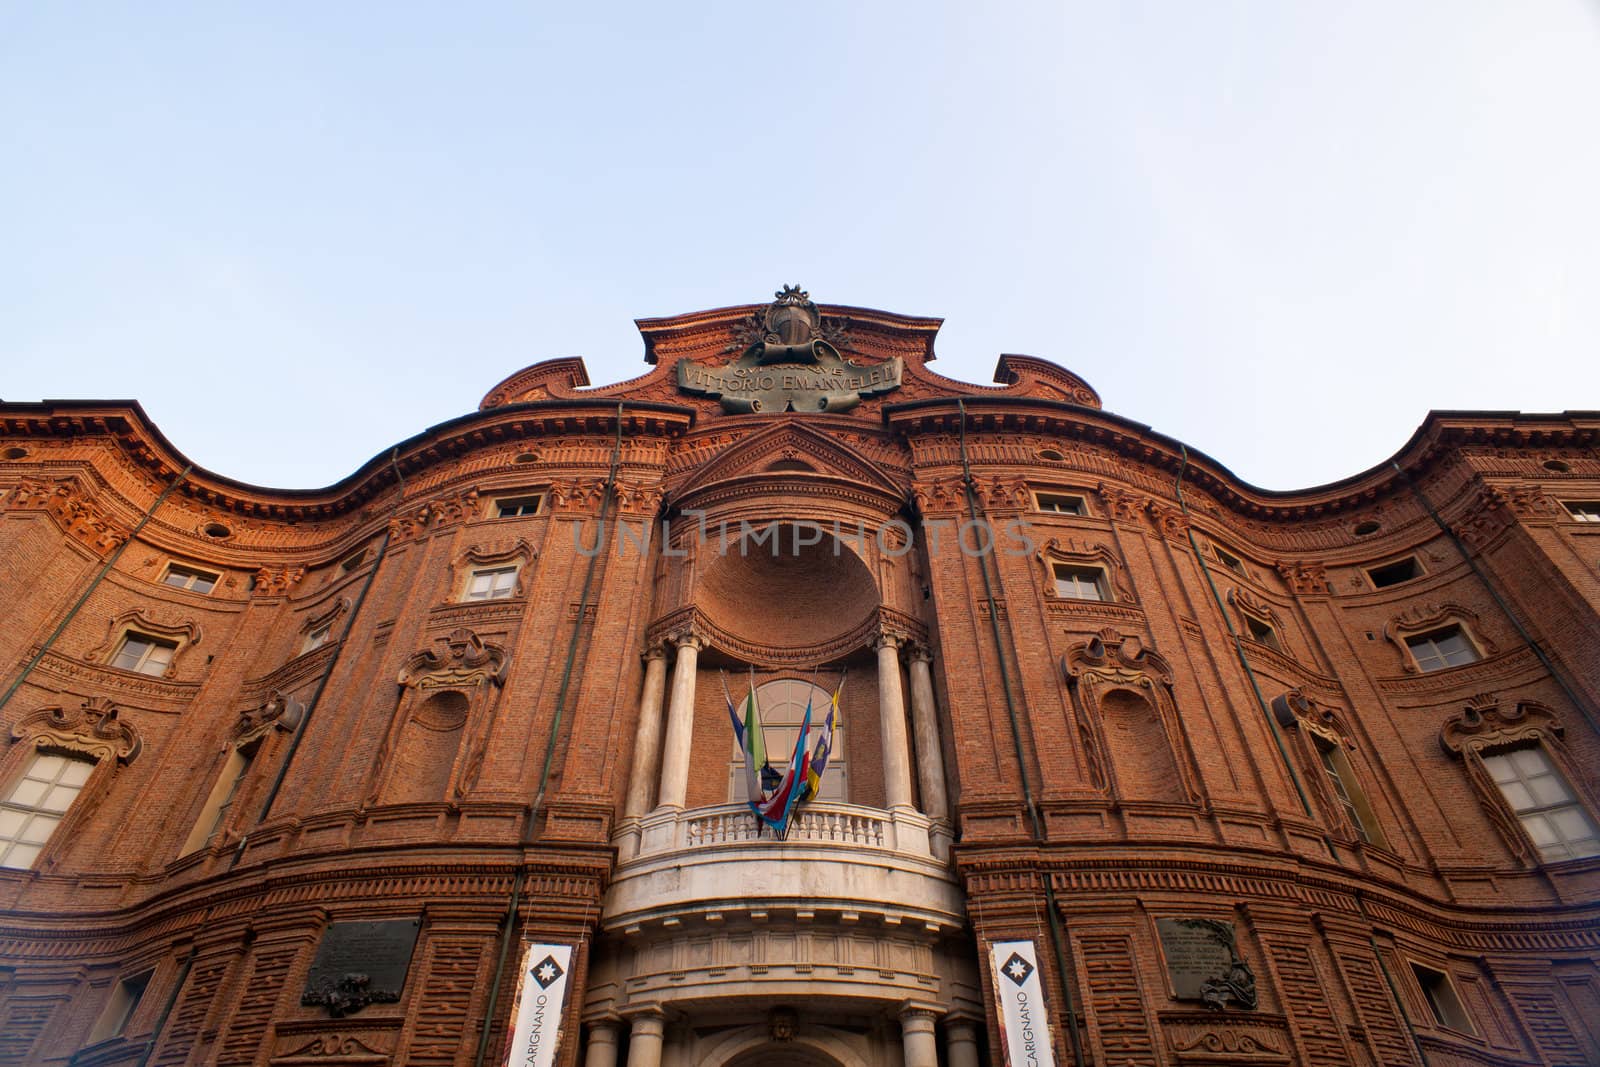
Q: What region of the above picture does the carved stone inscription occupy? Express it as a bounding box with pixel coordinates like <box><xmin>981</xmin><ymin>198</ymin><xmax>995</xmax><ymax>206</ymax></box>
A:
<box><xmin>301</xmin><ymin>918</ymin><xmax>421</xmax><ymax>1017</ymax></box>
<box><xmin>1156</xmin><ymin>918</ymin><xmax>1258</xmax><ymax>1010</ymax></box>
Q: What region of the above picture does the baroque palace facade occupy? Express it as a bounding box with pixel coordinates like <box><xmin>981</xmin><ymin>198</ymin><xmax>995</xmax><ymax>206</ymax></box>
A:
<box><xmin>0</xmin><ymin>288</ymin><xmax>1598</xmax><ymax>1067</ymax></box>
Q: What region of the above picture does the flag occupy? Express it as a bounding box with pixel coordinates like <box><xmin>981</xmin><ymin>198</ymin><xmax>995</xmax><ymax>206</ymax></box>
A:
<box><xmin>753</xmin><ymin>689</ymin><xmax>814</xmax><ymax>833</ymax></box>
<box><xmin>725</xmin><ymin>672</ymin><xmax>767</xmax><ymax>808</ymax></box>
<box><xmin>802</xmin><ymin>687</ymin><xmax>839</xmax><ymax>801</ymax></box>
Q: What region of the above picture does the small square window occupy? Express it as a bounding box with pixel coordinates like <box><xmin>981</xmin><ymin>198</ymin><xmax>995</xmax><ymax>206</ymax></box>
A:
<box><xmin>1245</xmin><ymin>615</ymin><xmax>1281</xmax><ymax>651</ymax></box>
<box><xmin>1410</xmin><ymin>964</ymin><xmax>1475</xmax><ymax>1034</ymax></box>
<box><xmin>339</xmin><ymin>549</ymin><xmax>369</xmax><ymax>573</ymax></box>
<box><xmin>494</xmin><ymin>495</ymin><xmax>543</xmax><ymax>518</ymax></box>
<box><xmin>1052</xmin><ymin>563</ymin><xmax>1106</xmax><ymax>601</ymax></box>
<box><xmin>303</xmin><ymin>624</ymin><xmax>332</xmax><ymax>653</ymax></box>
<box><xmin>464</xmin><ymin>566</ymin><xmax>518</xmax><ymax>601</ymax></box>
<box><xmin>1405</xmin><ymin>625</ymin><xmax>1480</xmax><ymax>672</ymax></box>
<box><xmin>1367</xmin><ymin>557</ymin><xmax>1421</xmax><ymax>588</ymax></box>
<box><xmin>161</xmin><ymin>564</ymin><xmax>218</xmax><ymax>595</ymax></box>
<box><xmin>87</xmin><ymin>968</ymin><xmax>153</xmax><ymax>1044</ymax></box>
<box><xmin>110</xmin><ymin>633</ymin><xmax>178</xmax><ymax>676</ymax></box>
<box><xmin>1214</xmin><ymin>546</ymin><xmax>1246</xmax><ymax>576</ymax></box>
<box><xmin>1034</xmin><ymin>492</ymin><xmax>1085</xmax><ymax>516</ymax></box>
<box><xmin>1562</xmin><ymin>501</ymin><xmax>1600</xmax><ymax>523</ymax></box>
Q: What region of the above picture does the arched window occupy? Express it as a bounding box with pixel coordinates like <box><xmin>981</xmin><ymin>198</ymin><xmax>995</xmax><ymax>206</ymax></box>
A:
<box><xmin>727</xmin><ymin>679</ymin><xmax>846</xmax><ymax>803</ymax></box>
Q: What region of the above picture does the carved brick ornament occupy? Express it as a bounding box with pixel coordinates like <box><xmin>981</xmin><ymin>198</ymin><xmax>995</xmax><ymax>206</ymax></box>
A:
<box><xmin>11</xmin><ymin>696</ymin><xmax>142</xmax><ymax>764</ymax></box>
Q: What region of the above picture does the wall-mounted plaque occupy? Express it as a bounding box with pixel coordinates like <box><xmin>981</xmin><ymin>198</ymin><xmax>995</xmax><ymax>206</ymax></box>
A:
<box><xmin>301</xmin><ymin>918</ymin><xmax>421</xmax><ymax>1017</ymax></box>
<box><xmin>1155</xmin><ymin>918</ymin><xmax>1257</xmax><ymax>1011</ymax></box>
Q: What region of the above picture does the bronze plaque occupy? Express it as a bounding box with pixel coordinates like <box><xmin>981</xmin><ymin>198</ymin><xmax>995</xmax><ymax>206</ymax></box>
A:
<box><xmin>1156</xmin><ymin>918</ymin><xmax>1237</xmax><ymax>999</ymax></box>
<box><xmin>301</xmin><ymin>918</ymin><xmax>421</xmax><ymax>1017</ymax></box>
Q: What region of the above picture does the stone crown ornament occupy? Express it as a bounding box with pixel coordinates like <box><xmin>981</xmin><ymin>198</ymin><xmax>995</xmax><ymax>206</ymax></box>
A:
<box><xmin>678</xmin><ymin>285</ymin><xmax>903</xmax><ymax>413</ymax></box>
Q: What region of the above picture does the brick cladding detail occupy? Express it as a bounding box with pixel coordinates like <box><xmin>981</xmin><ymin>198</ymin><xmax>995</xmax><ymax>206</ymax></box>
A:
<box><xmin>1077</xmin><ymin>933</ymin><xmax>1159</xmax><ymax>1067</ymax></box>
<box><xmin>216</xmin><ymin>945</ymin><xmax>297</xmax><ymax>1066</ymax></box>
<box><xmin>153</xmin><ymin>957</ymin><xmax>233</xmax><ymax>1066</ymax></box>
<box><xmin>405</xmin><ymin>939</ymin><xmax>488</xmax><ymax>1065</ymax></box>
<box><xmin>1510</xmin><ymin>990</ymin><xmax>1587</xmax><ymax>1066</ymax></box>
<box><xmin>0</xmin><ymin>999</ymin><xmax>56</xmax><ymax>1063</ymax></box>
<box><xmin>1265</xmin><ymin>939</ymin><xmax>1347</xmax><ymax>1065</ymax></box>
<box><xmin>1336</xmin><ymin>951</ymin><xmax>1420</xmax><ymax>1067</ymax></box>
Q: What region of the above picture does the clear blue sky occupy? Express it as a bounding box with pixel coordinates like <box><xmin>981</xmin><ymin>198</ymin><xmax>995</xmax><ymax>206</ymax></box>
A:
<box><xmin>5</xmin><ymin>3</ymin><xmax>1598</xmax><ymax>491</ymax></box>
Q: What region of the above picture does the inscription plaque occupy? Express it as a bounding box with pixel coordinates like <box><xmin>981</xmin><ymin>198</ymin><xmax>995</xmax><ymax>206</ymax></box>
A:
<box><xmin>301</xmin><ymin>918</ymin><xmax>420</xmax><ymax>1017</ymax></box>
<box><xmin>1156</xmin><ymin>918</ymin><xmax>1258</xmax><ymax>1011</ymax></box>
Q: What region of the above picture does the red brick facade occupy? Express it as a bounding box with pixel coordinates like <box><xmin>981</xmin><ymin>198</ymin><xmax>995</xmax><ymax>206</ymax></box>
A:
<box><xmin>0</xmin><ymin>291</ymin><xmax>1597</xmax><ymax>1066</ymax></box>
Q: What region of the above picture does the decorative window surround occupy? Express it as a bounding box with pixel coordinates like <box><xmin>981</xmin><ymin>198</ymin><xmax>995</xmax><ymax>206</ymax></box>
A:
<box><xmin>1038</xmin><ymin>538</ymin><xmax>1133</xmax><ymax>604</ymax></box>
<box><xmin>90</xmin><ymin>609</ymin><xmax>202</xmax><ymax>680</ymax></box>
<box><xmin>1440</xmin><ymin>699</ymin><xmax>1600</xmax><ymax>866</ymax></box>
<box><xmin>1271</xmin><ymin>690</ymin><xmax>1388</xmax><ymax>848</ymax></box>
<box><xmin>298</xmin><ymin>597</ymin><xmax>351</xmax><ymax>655</ymax></box>
<box><xmin>449</xmin><ymin>538</ymin><xmax>535</xmax><ymax>603</ymax></box>
<box><xmin>1384</xmin><ymin>603</ymin><xmax>1494</xmax><ymax>674</ymax></box>
<box><xmin>1033</xmin><ymin>491</ymin><xmax>1086</xmax><ymax>516</ymax></box>
<box><xmin>161</xmin><ymin>563</ymin><xmax>219</xmax><ymax>594</ymax></box>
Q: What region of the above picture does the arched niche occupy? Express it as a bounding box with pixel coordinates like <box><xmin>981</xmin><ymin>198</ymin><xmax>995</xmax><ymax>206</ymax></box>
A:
<box><xmin>1098</xmin><ymin>687</ymin><xmax>1185</xmax><ymax>804</ymax></box>
<box><xmin>382</xmin><ymin>690</ymin><xmax>469</xmax><ymax>804</ymax></box>
<box><xmin>695</xmin><ymin>523</ymin><xmax>881</xmax><ymax>666</ymax></box>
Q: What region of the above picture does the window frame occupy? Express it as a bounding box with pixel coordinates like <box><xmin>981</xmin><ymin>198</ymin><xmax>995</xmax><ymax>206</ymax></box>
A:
<box><xmin>302</xmin><ymin>623</ymin><xmax>333</xmax><ymax>654</ymax></box>
<box><xmin>1243</xmin><ymin>614</ymin><xmax>1281</xmax><ymax>651</ymax></box>
<box><xmin>1033</xmin><ymin>491</ymin><xmax>1087</xmax><ymax>516</ymax></box>
<box><xmin>726</xmin><ymin>678</ymin><xmax>847</xmax><ymax>804</ymax></box>
<box><xmin>1409</xmin><ymin>962</ymin><xmax>1477</xmax><ymax>1036</ymax></box>
<box><xmin>0</xmin><ymin>751</ymin><xmax>96</xmax><ymax>869</ymax></box>
<box><xmin>1051</xmin><ymin>562</ymin><xmax>1108</xmax><ymax>602</ymax></box>
<box><xmin>1481</xmin><ymin>746</ymin><xmax>1600</xmax><ymax>862</ymax></box>
<box><xmin>1366</xmin><ymin>556</ymin><xmax>1423</xmax><ymax>589</ymax></box>
<box><xmin>1213</xmin><ymin>544</ymin><xmax>1247</xmax><ymax>576</ymax></box>
<box><xmin>463</xmin><ymin>564</ymin><xmax>520</xmax><ymax>602</ymax></box>
<box><xmin>1560</xmin><ymin>500</ymin><xmax>1600</xmax><ymax>523</ymax></box>
<box><xmin>160</xmin><ymin>562</ymin><xmax>220</xmax><ymax>595</ymax></box>
<box><xmin>108</xmin><ymin>632</ymin><xmax>180</xmax><ymax>677</ymax></box>
<box><xmin>491</xmin><ymin>493</ymin><xmax>544</xmax><ymax>519</ymax></box>
<box><xmin>1404</xmin><ymin>625</ymin><xmax>1482</xmax><ymax>672</ymax></box>
<box><xmin>86</xmin><ymin>968</ymin><xmax>155</xmax><ymax>1045</ymax></box>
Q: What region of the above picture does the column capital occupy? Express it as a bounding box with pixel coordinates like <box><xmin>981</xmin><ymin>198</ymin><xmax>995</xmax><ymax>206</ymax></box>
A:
<box><xmin>874</xmin><ymin>631</ymin><xmax>903</xmax><ymax>652</ymax></box>
<box><xmin>641</xmin><ymin>641</ymin><xmax>669</xmax><ymax>663</ymax></box>
<box><xmin>899</xmin><ymin>1007</ymin><xmax>939</xmax><ymax>1027</ymax></box>
<box><xmin>906</xmin><ymin>641</ymin><xmax>934</xmax><ymax>665</ymax></box>
<box><xmin>624</xmin><ymin>1009</ymin><xmax>667</xmax><ymax>1034</ymax></box>
<box><xmin>670</xmin><ymin>630</ymin><xmax>705</xmax><ymax>653</ymax></box>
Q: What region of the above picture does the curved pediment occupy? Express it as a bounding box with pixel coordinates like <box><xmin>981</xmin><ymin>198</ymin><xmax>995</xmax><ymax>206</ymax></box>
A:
<box><xmin>672</xmin><ymin>420</ymin><xmax>905</xmax><ymax>505</ymax></box>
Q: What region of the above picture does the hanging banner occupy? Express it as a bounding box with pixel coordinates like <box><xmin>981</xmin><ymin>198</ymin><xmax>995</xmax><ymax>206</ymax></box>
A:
<box><xmin>990</xmin><ymin>940</ymin><xmax>1057</xmax><ymax>1067</ymax></box>
<box><xmin>504</xmin><ymin>943</ymin><xmax>573</xmax><ymax>1067</ymax></box>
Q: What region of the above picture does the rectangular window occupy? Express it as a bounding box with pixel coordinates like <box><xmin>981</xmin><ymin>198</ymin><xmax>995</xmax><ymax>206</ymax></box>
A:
<box><xmin>1214</xmin><ymin>546</ymin><xmax>1246</xmax><ymax>576</ymax></box>
<box><xmin>0</xmin><ymin>753</ymin><xmax>93</xmax><ymax>869</ymax></box>
<box><xmin>464</xmin><ymin>566</ymin><xmax>518</xmax><ymax>601</ymax></box>
<box><xmin>494</xmin><ymin>495</ymin><xmax>543</xmax><ymax>518</ymax></box>
<box><xmin>1034</xmin><ymin>492</ymin><xmax>1085</xmax><ymax>515</ymax></box>
<box><xmin>87</xmin><ymin>969</ymin><xmax>154</xmax><ymax>1044</ymax></box>
<box><xmin>1405</xmin><ymin>625</ymin><xmax>1480</xmax><ymax>672</ymax></box>
<box><xmin>1561</xmin><ymin>501</ymin><xmax>1600</xmax><ymax>522</ymax></box>
<box><xmin>182</xmin><ymin>747</ymin><xmax>254</xmax><ymax>855</ymax></box>
<box><xmin>1482</xmin><ymin>748</ymin><xmax>1600</xmax><ymax>861</ymax></box>
<box><xmin>302</xmin><ymin>623</ymin><xmax>332</xmax><ymax>653</ymax></box>
<box><xmin>1245</xmin><ymin>615</ymin><xmax>1281</xmax><ymax>651</ymax></box>
<box><xmin>109</xmin><ymin>633</ymin><xmax>178</xmax><ymax>676</ymax></box>
<box><xmin>340</xmin><ymin>549</ymin><xmax>369</xmax><ymax>573</ymax></box>
<box><xmin>1411</xmin><ymin>964</ymin><xmax>1475</xmax><ymax>1034</ymax></box>
<box><xmin>1314</xmin><ymin>737</ymin><xmax>1384</xmax><ymax>845</ymax></box>
<box><xmin>1367</xmin><ymin>557</ymin><xmax>1422</xmax><ymax>588</ymax></box>
<box><xmin>161</xmin><ymin>564</ymin><xmax>218</xmax><ymax>594</ymax></box>
<box><xmin>1052</xmin><ymin>563</ymin><xmax>1107</xmax><ymax>601</ymax></box>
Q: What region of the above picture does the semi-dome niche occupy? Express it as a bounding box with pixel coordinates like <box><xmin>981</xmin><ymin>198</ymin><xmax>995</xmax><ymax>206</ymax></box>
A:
<box><xmin>695</xmin><ymin>523</ymin><xmax>879</xmax><ymax>662</ymax></box>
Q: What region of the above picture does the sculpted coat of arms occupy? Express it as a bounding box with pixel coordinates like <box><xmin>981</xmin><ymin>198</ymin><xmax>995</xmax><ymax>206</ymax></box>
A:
<box><xmin>677</xmin><ymin>285</ymin><xmax>903</xmax><ymax>413</ymax></box>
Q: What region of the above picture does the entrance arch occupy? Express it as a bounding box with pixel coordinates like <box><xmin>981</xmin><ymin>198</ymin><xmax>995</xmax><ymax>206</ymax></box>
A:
<box><xmin>702</xmin><ymin>1026</ymin><xmax>866</xmax><ymax>1067</ymax></box>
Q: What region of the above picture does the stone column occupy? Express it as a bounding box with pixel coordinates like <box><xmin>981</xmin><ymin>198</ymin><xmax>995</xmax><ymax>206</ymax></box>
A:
<box><xmin>583</xmin><ymin>1021</ymin><xmax>621</xmax><ymax>1067</ymax></box>
<box><xmin>899</xmin><ymin>1009</ymin><xmax>939</xmax><ymax>1067</ymax></box>
<box><xmin>654</xmin><ymin>635</ymin><xmax>702</xmax><ymax>811</ymax></box>
<box><xmin>945</xmin><ymin>1020</ymin><xmax>981</xmax><ymax>1067</ymax></box>
<box><xmin>906</xmin><ymin>646</ymin><xmax>949</xmax><ymax>823</ymax></box>
<box><xmin>623</xmin><ymin>645</ymin><xmax>669</xmax><ymax>819</ymax></box>
<box><xmin>876</xmin><ymin>634</ymin><xmax>915</xmax><ymax>811</ymax></box>
<box><xmin>626</xmin><ymin>1013</ymin><xmax>665</xmax><ymax>1067</ymax></box>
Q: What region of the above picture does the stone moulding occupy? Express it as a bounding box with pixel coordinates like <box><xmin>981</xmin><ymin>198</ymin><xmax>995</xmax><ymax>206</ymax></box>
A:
<box><xmin>10</xmin><ymin>696</ymin><xmax>142</xmax><ymax>765</ymax></box>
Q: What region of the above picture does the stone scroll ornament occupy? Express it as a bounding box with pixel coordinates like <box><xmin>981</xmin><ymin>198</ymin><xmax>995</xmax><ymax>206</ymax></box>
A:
<box><xmin>677</xmin><ymin>285</ymin><xmax>902</xmax><ymax>413</ymax></box>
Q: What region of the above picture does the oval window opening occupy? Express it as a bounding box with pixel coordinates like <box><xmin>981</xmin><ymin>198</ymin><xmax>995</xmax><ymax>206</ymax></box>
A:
<box><xmin>1037</xmin><ymin>448</ymin><xmax>1064</xmax><ymax>461</ymax></box>
<box><xmin>1353</xmin><ymin>521</ymin><xmax>1380</xmax><ymax>537</ymax></box>
<box><xmin>1544</xmin><ymin>460</ymin><xmax>1570</xmax><ymax>472</ymax></box>
<box><xmin>514</xmin><ymin>452</ymin><xmax>538</xmax><ymax>465</ymax></box>
<box><xmin>2</xmin><ymin>446</ymin><xmax>27</xmax><ymax>460</ymax></box>
<box><xmin>203</xmin><ymin>522</ymin><xmax>232</xmax><ymax>539</ymax></box>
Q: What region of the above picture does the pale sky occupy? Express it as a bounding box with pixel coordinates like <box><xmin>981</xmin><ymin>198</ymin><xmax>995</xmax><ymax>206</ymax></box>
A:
<box><xmin>4</xmin><ymin>3</ymin><xmax>1598</xmax><ymax>492</ymax></box>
